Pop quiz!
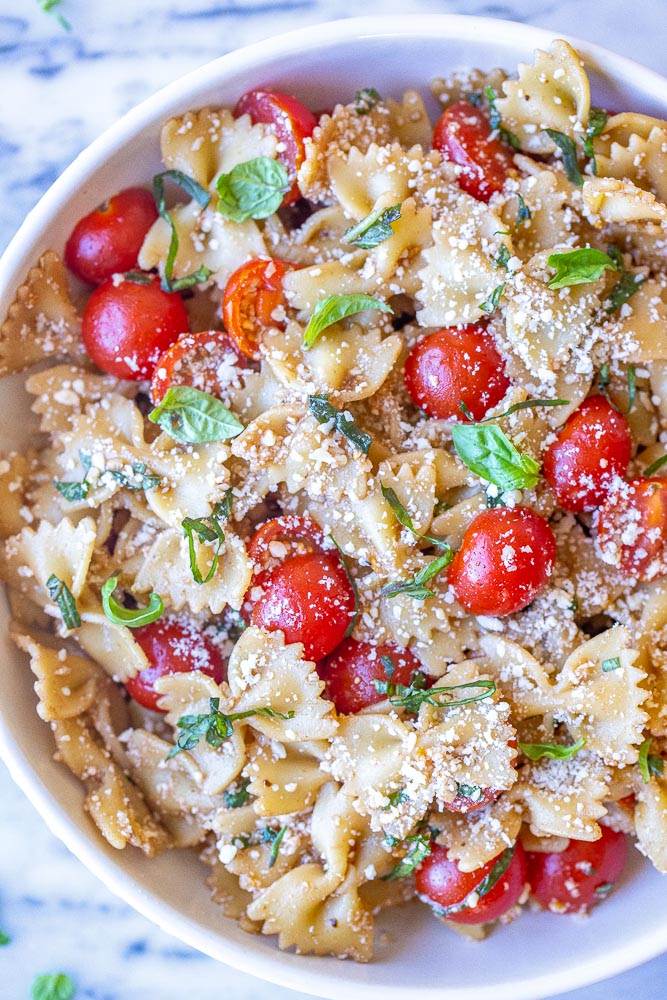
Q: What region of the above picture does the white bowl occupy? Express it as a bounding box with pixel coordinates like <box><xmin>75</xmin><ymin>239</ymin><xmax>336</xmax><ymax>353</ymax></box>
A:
<box><xmin>2</xmin><ymin>15</ymin><xmax>667</xmax><ymax>1000</ymax></box>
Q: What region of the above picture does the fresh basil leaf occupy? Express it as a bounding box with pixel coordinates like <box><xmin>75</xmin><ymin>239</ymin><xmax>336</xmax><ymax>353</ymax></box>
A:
<box><xmin>46</xmin><ymin>574</ymin><xmax>81</xmax><ymax>630</ymax></box>
<box><xmin>598</xmin><ymin>362</ymin><xmax>637</xmax><ymax>415</ymax></box>
<box><xmin>381</xmin><ymin>551</ymin><xmax>453</xmax><ymax>601</ymax></box>
<box><xmin>0</xmin><ymin>930</ymin><xmax>10</xmax><ymax>946</ymax></box>
<box><xmin>479</xmin><ymin>282</ymin><xmax>505</xmax><ymax>314</ymax></box>
<box><xmin>604</xmin><ymin>270</ymin><xmax>647</xmax><ymax>313</ymax></box>
<box><xmin>493</xmin><ymin>243</ymin><xmax>511</xmax><ymax>269</ymax></box>
<box><xmin>31</xmin><ymin>974</ymin><xmax>76</xmax><ymax>1000</ymax></box>
<box><xmin>343</xmin><ymin>203</ymin><xmax>402</xmax><ymax>249</ymax></box>
<box><xmin>308</xmin><ymin>394</ymin><xmax>372</xmax><ymax>455</ymax></box>
<box><xmin>224</xmin><ymin>778</ymin><xmax>251</xmax><ymax>809</ymax></box>
<box><xmin>101</xmin><ymin>576</ymin><xmax>164</xmax><ymax>628</ymax></box>
<box><xmin>518</xmin><ymin>737</ymin><xmax>586</xmax><ymax>761</ymax></box>
<box><xmin>465</xmin><ymin>398</ymin><xmax>569</xmax><ymax>424</ymax></box>
<box><xmin>434</xmin><ymin>845</ymin><xmax>515</xmax><ymax>916</ymax></box>
<box><xmin>329</xmin><ymin>535</ymin><xmax>359</xmax><ymax>637</ymax></box>
<box><xmin>303</xmin><ymin>293</ymin><xmax>392</xmax><ymax>349</ymax></box>
<box><xmin>216</xmin><ymin>157</ymin><xmax>290</xmax><ymax>222</ymax></box>
<box><xmin>106</xmin><ymin>462</ymin><xmax>161</xmax><ymax>492</ymax></box>
<box><xmin>547</xmin><ymin>247</ymin><xmax>618</xmax><ymax>289</ymax></box>
<box><xmin>515</xmin><ymin>193</ymin><xmax>531</xmax><ymax>228</ymax></box>
<box><xmin>583</xmin><ymin>107</ymin><xmax>608</xmax><ymax>173</ymax></box>
<box><xmin>638</xmin><ymin>737</ymin><xmax>664</xmax><ymax>783</ymax></box>
<box><xmin>381</xmin><ymin>484</ymin><xmax>450</xmax><ymax>552</ymax></box>
<box><xmin>182</xmin><ymin>490</ymin><xmax>232</xmax><ymax>585</ymax></box>
<box><xmin>545</xmin><ymin>129</ymin><xmax>583</xmax><ymax>186</ymax></box>
<box><xmin>626</xmin><ymin>364</ymin><xmax>637</xmax><ymax>413</ymax></box>
<box><xmin>384</xmin><ymin>789</ymin><xmax>409</xmax><ymax>809</ymax></box>
<box><xmin>601</xmin><ymin>656</ymin><xmax>621</xmax><ymax>672</ymax></box>
<box><xmin>456</xmin><ymin>783</ymin><xmax>484</xmax><ymax>802</ymax></box>
<box><xmin>355</xmin><ymin>88</ymin><xmax>381</xmax><ymax>115</ymax></box>
<box><xmin>54</xmin><ymin>478</ymin><xmax>90</xmax><ymax>502</ymax></box>
<box><xmin>382</xmin><ymin>834</ymin><xmax>431</xmax><ymax>881</ymax></box>
<box><xmin>484</xmin><ymin>86</ymin><xmax>520</xmax><ymax>149</ymax></box>
<box><xmin>153</xmin><ymin>170</ymin><xmax>211</xmax><ymax>291</ymax></box>
<box><xmin>644</xmin><ymin>454</ymin><xmax>667</xmax><ymax>478</ymax></box>
<box><xmin>149</xmin><ymin>385</ymin><xmax>243</xmax><ymax>444</ymax></box>
<box><xmin>166</xmin><ymin>697</ymin><xmax>295</xmax><ymax>759</ymax></box>
<box><xmin>170</xmin><ymin>265</ymin><xmax>213</xmax><ymax>292</ymax></box>
<box><xmin>451</xmin><ymin>422</ymin><xmax>540</xmax><ymax>490</ymax></box>
<box><xmin>374</xmin><ymin>675</ymin><xmax>496</xmax><ymax>713</ymax></box>
<box><xmin>268</xmin><ymin>824</ymin><xmax>288</xmax><ymax>868</ymax></box>
<box><xmin>37</xmin><ymin>0</ymin><xmax>71</xmax><ymax>31</ymax></box>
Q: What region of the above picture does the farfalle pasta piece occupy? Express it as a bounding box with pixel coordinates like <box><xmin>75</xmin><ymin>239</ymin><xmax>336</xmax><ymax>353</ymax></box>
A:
<box><xmin>432</xmin><ymin>794</ymin><xmax>523</xmax><ymax>873</ymax></box>
<box><xmin>75</xmin><ymin>607</ymin><xmax>149</xmax><ymax>683</ymax></box>
<box><xmin>516</xmin><ymin>751</ymin><xmax>610</xmax><ymax>841</ymax></box>
<box><xmin>596</xmin><ymin>124</ymin><xmax>667</xmax><ymax>204</ymax></box>
<box><xmin>0</xmin><ymin>452</ymin><xmax>32</xmax><ymax>538</ymax></box>
<box><xmin>13</xmin><ymin>632</ymin><xmax>98</xmax><ymax>721</ymax></box>
<box><xmin>603</xmin><ymin>280</ymin><xmax>667</xmax><ymax>363</ymax></box>
<box><xmin>582</xmin><ymin>176</ymin><xmax>667</xmax><ymax>226</ymax></box>
<box><xmin>635</xmin><ymin>773</ymin><xmax>667</xmax><ymax>872</ymax></box>
<box><xmin>329</xmin><ymin>142</ymin><xmax>412</xmax><ymax>219</ymax></box>
<box><xmin>478</xmin><ymin>634</ymin><xmax>554</xmax><ymax>720</ymax></box>
<box><xmin>25</xmin><ymin>364</ymin><xmax>134</xmax><ymax>436</ymax></box>
<box><xmin>386</xmin><ymin>90</ymin><xmax>433</xmax><ymax>149</ymax></box>
<box><xmin>509</xmin><ymin>167</ymin><xmax>576</xmax><ymax>257</ymax></box>
<box><xmin>245</xmin><ymin>739</ymin><xmax>330</xmax><ymax>816</ymax></box>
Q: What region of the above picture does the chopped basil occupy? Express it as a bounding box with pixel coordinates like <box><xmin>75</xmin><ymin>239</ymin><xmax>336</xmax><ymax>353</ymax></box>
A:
<box><xmin>166</xmin><ymin>697</ymin><xmax>295</xmax><ymax>759</ymax></box>
<box><xmin>101</xmin><ymin>576</ymin><xmax>164</xmax><ymax>627</ymax></box>
<box><xmin>54</xmin><ymin>452</ymin><xmax>92</xmax><ymax>501</ymax></box>
<box><xmin>224</xmin><ymin>778</ymin><xmax>251</xmax><ymax>809</ymax></box>
<box><xmin>381</xmin><ymin>552</ymin><xmax>453</xmax><ymax>601</ymax></box>
<box><xmin>594</xmin><ymin>881</ymin><xmax>614</xmax><ymax>898</ymax></box>
<box><xmin>479</xmin><ymin>282</ymin><xmax>505</xmax><ymax>314</ymax></box>
<box><xmin>515</xmin><ymin>193</ymin><xmax>531</xmax><ymax>228</ymax></box>
<box><xmin>598</xmin><ymin>362</ymin><xmax>637</xmax><ymax>416</ymax></box>
<box><xmin>153</xmin><ymin>170</ymin><xmax>212</xmax><ymax>292</ymax></box>
<box><xmin>0</xmin><ymin>930</ymin><xmax>10</xmax><ymax>946</ymax></box>
<box><xmin>493</xmin><ymin>243</ymin><xmax>511</xmax><ymax>269</ymax></box>
<box><xmin>329</xmin><ymin>535</ymin><xmax>359</xmax><ymax>637</ymax></box>
<box><xmin>644</xmin><ymin>454</ymin><xmax>667</xmax><ymax>478</ymax></box>
<box><xmin>433</xmin><ymin>499</ymin><xmax>452</xmax><ymax>516</ymax></box>
<box><xmin>216</xmin><ymin>157</ymin><xmax>290</xmax><ymax>222</ymax></box>
<box><xmin>382</xmin><ymin>834</ymin><xmax>431</xmax><ymax>881</ymax></box>
<box><xmin>517</xmin><ymin>737</ymin><xmax>586</xmax><ymax>761</ymax></box>
<box><xmin>106</xmin><ymin>462</ymin><xmax>161</xmax><ymax>492</ymax></box>
<box><xmin>484</xmin><ymin>86</ymin><xmax>520</xmax><ymax>150</ymax></box>
<box><xmin>182</xmin><ymin>491</ymin><xmax>233</xmax><ymax>585</ymax></box>
<box><xmin>546</xmin><ymin>247</ymin><xmax>618</xmax><ymax>289</ymax></box>
<box><xmin>604</xmin><ymin>270</ymin><xmax>647</xmax><ymax>314</ymax></box>
<box><xmin>302</xmin><ymin>293</ymin><xmax>393</xmax><ymax>349</ymax></box>
<box><xmin>462</xmin><ymin>397</ymin><xmax>569</xmax><ymax>424</ymax></box>
<box><xmin>601</xmin><ymin>656</ymin><xmax>621</xmax><ymax>672</ymax></box>
<box><xmin>583</xmin><ymin>107</ymin><xmax>608</xmax><ymax>174</ymax></box>
<box><xmin>638</xmin><ymin>737</ymin><xmax>664</xmax><ymax>784</ymax></box>
<box><xmin>451</xmin><ymin>422</ymin><xmax>540</xmax><ymax>491</ymax></box>
<box><xmin>149</xmin><ymin>385</ymin><xmax>243</xmax><ymax>444</ymax></box>
<box><xmin>308</xmin><ymin>394</ymin><xmax>371</xmax><ymax>455</ymax></box>
<box><xmin>381</xmin><ymin>484</ymin><xmax>450</xmax><ymax>552</ymax></box>
<box><xmin>31</xmin><ymin>974</ymin><xmax>76</xmax><ymax>1000</ymax></box>
<box><xmin>37</xmin><ymin>0</ymin><xmax>71</xmax><ymax>31</ymax></box>
<box><xmin>268</xmin><ymin>824</ymin><xmax>288</xmax><ymax>868</ymax></box>
<box><xmin>545</xmin><ymin>129</ymin><xmax>583</xmax><ymax>186</ymax></box>
<box><xmin>456</xmin><ymin>783</ymin><xmax>484</xmax><ymax>802</ymax></box>
<box><xmin>626</xmin><ymin>364</ymin><xmax>637</xmax><ymax>413</ymax></box>
<box><xmin>46</xmin><ymin>575</ymin><xmax>81</xmax><ymax>630</ymax></box>
<box><xmin>355</xmin><ymin>88</ymin><xmax>381</xmax><ymax>115</ymax></box>
<box><xmin>569</xmin><ymin>595</ymin><xmax>579</xmax><ymax>613</ymax></box>
<box><xmin>123</xmin><ymin>270</ymin><xmax>153</xmax><ymax>285</ymax></box>
<box><xmin>384</xmin><ymin>789</ymin><xmax>409</xmax><ymax>810</ymax></box>
<box><xmin>434</xmin><ymin>845</ymin><xmax>515</xmax><ymax>917</ymax></box>
<box><xmin>343</xmin><ymin>203</ymin><xmax>402</xmax><ymax>249</ymax></box>
<box><xmin>374</xmin><ymin>673</ymin><xmax>496</xmax><ymax>713</ymax></box>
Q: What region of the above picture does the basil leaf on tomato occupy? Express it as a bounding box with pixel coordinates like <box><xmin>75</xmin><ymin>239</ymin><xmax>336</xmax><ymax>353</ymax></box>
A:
<box><xmin>451</xmin><ymin>423</ymin><xmax>540</xmax><ymax>491</ymax></box>
<box><xmin>101</xmin><ymin>576</ymin><xmax>164</xmax><ymax>627</ymax></box>
<box><xmin>382</xmin><ymin>834</ymin><xmax>432</xmax><ymax>881</ymax></box>
<box><xmin>148</xmin><ymin>386</ymin><xmax>243</xmax><ymax>443</ymax></box>
<box><xmin>216</xmin><ymin>157</ymin><xmax>290</xmax><ymax>222</ymax></box>
<box><xmin>303</xmin><ymin>294</ymin><xmax>393</xmax><ymax>349</ymax></box>
<box><xmin>547</xmin><ymin>247</ymin><xmax>619</xmax><ymax>289</ymax></box>
<box><xmin>434</xmin><ymin>845</ymin><xmax>515</xmax><ymax>917</ymax></box>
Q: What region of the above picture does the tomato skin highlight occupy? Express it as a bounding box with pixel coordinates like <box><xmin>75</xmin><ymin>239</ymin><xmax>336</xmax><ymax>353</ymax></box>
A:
<box><xmin>448</xmin><ymin>507</ymin><xmax>556</xmax><ymax>617</ymax></box>
<box><xmin>318</xmin><ymin>638</ymin><xmax>423</xmax><ymax>714</ymax></box>
<box><xmin>150</xmin><ymin>329</ymin><xmax>250</xmax><ymax>404</ymax></box>
<box><xmin>234</xmin><ymin>90</ymin><xmax>316</xmax><ymax>204</ymax></box>
<box><xmin>432</xmin><ymin>101</ymin><xmax>514</xmax><ymax>202</ymax></box>
<box><xmin>527</xmin><ymin>826</ymin><xmax>627</xmax><ymax>914</ymax></box>
<box><xmin>595</xmin><ymin>476</ymin><xmax>667</xmax><ymax>581</ymax></box>
<box><xmin>249</xmin><ymin>551</ymin><xmax>356</xmax><ymax>661</ymax></box>
<box><xmin>404</xmin><ymin>325</ymin><xmax>510</xmax><ymax>421</ymax></box>
<box><xmin>543</xmin><ymin>395</ymin><xmax>632</xmax><ymax>512</ymax></box>
<box><xmin>65</xmin><ymin>187</ymin><xmax>158</xmax><ymax>286</ymax></box>
<box><xmin>81</xmin><ymin>276</ymin><xmax>189</xmax><ymax>380</ymax></box>
<box><xmin>127</xmin><ymin>619</ymin><xmax>225</xmax><ymax>712</ymax></box>
<box><xmin>222</xmin><ymin>258</ymin><xmax>293</xmax><ymax>360</ymax></box>
<box><xmin>416</xmin><ymin>841</ymin><xmax>527</xmax><ymax>924</ymax></box>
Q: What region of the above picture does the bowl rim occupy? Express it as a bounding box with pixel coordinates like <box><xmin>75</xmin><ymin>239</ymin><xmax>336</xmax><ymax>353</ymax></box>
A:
<box><xmin>2</xmin><ymin>14</ymin><xmax>667</xmax><ymax>1000</ymax></box>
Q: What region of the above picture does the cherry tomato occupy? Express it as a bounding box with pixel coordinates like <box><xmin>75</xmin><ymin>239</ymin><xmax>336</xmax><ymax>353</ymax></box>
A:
<box><xmin>443</xmin><ymin>786</ymin><xmax>500</xmax><ymax>815</ymax></box>
<box><xmin>81</xmin><ymin>275</ymin><xmax>189</xmax><ymax>380</ymax></box>
<box><xmin>432</xmin><ymin>100</ymin><xmax>514</xmax><ymax>202</ymax></box>
<box><xmin>527</xmin><ymin>826</ymin><xmax>627</xmax><ymax>914</ymax></box>
<box><xmin>127</xmin><ymin>618</ymin><xmax>225</xmax><ymax>712</ymax></box>
<box><xmin>247</xmin><ymin>515</ymin><xmax>324</xmax><ymax>568</ymax></box>
<box><xmin>404</xmin><ymin>325</ymin><xmax>510</xmax><ymax>421</ymax></box>
<box><xmin>222</xmin><ymin>258</ymin><xmax>293</xmax><ymax>360</ymax></box>
<box><xmin>543</xmin><ymin>396</ymin><xmax>632</xmax><ymax>513</ymax></box>
<box><xmin>595</xmin><ymin>477</ymin><xmax>667</xmax><ymax>581</ymax></box>
<box><xmin>448</xmin><ymin>507</ymin><xmax>556</xmax><ymax>617</ymax></box>
<box><xmin>318</xmin><ymin>638</ymin><xmax>423</xmax><ymax>714</ymax></box>
<box><xmin>64</xmin><ymin>187</ymin><xmax>158</xmax><ymax>286</ymax></box>
<box><xmin>234</xmin><ymin>90</ymin><xmax>317</xmax><ymax>204</ymax></box>
<box><xmin>416</xmin><ymin>841</ymin><xmax>527</xmax><ymax>925</ymax></box>
<box><xmin>150</xmin><ymin>329</ymin><xmax>251</xmax><ymax>404</ymax></box>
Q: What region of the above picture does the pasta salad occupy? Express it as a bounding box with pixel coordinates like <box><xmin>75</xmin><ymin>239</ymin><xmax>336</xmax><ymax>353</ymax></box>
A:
<box><xmin>2</xmin><ymin>38</ymin><xmax>667</xmax><ymax>961</ymax></box>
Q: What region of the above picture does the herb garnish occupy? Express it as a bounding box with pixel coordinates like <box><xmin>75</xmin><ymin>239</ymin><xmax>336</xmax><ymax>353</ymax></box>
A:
<box><xmin>517</xmin><ymin>737</ymin><xmax>586</xmax><ymax>761</ymax></box>
<box><xmin>601</xmin><ymin>656</ymin><xmax>621</xmax><ymax>672</ymax></box>
<box><xmin>484</xmin><ymin>86</ymin><xmax>520</xmax><ymax>149</ymax></box>
<box><xmin>384</xmin><ymin>789</ymin><xmax>409</xmax><ymax>810</ymax></box>
<box><xmin>343</xmin><ymin>203</ymin><xmax>402</xmax><ymax>249</ymax></box>
<box><xmin>268</xmin><ymin>825</ymin><xmax>288</xmax><ymax>868</ymax></box>
<box><xmin>355</xmin><ymin>88</ymin><xmax>381</xmax><ymax>115</ymax></box>
<box><xmin>224</xmin><ymin>778</ymin><xmax>251</xmax><ymax>809</ymax></box>
<box><xmin>479</xmin><ymin>282</ymin><xmax>505</xmax><ymax>315</ymax></box>
<box><xmin>582</xmin><ymin>107</ymin><xmax>608</xmax><ymax>174</ymax></box>
<box><xmin>594</xmin><ymin>881</ymin><xmax>614</xmax><ymax>898</ymax></box>
<box><xmin>644</xmin><ymin>454</ymin><xmax>667</xmax><ymax>478</ymax></box>
<box><xmin>54</xmin><ymin>451</ymin><xmax>93</xmax><ymax>502</ymax></box>
<box><xmin>383</xmin><ymin>833</ymin><xmax>432</xmax><ymax>880</ymax></box>
<box><xmin>0</xmin><ymin>930</ymin><xmax>10</xmax><ymax>946</ymax></box>
<box><xmin>374</xmin><ymin>663</ymin><xmax>496</xmax><ymax>713</ymax></box>
<box><xmin>515</xmin><ymin>193</ymin><xmax>531</xmax><ymax>228</ymax></box>
<box><xmin>545</xmin><ymin>129</ymin><xmax>583</xmax><ymax>186</ymax></box>
<box><xmin>604</xmin><ymin>271</ymin><xmax>647</xmax><ymax>314</ymax></box>
<box><xmin>638</xmin><ymin>737</ymin><xmax>664</xmax><ymax>784</ymax></box>
<box><xmin>182</xmin><ymin>490</ymin><xmax>233</xmax><ymax>585</ymax></box>
<box><xmin>148</xmin><ymin>385</ymin><xmax>244</xmax><ymax>444</ymax></box>
<box><xmin>546</xmin><ymin>247</ymin><xmax>618</xmax><ymax>289</ymax></box>
<box><xmin>101</xmin><ymin>576</ymin><xmax>164</xmax><ymax>628</ymax></box>
<box><xmin>55</xmin><ymin>455</ymin><xmax>161</xmax><ymax>500</ymax></box>
<box><xmin>329</xmin><ymin>535</ymin><xmax>359</xmax><ymax>637</ymax></box>
<box><xmin>460</xmin><ymin>398</ymin><xmax>569</xmax><ymax>424</ymax></box>
<box><xmin>31</xmin><ymin>974</ymin><xmax>76</xmax><ymax>1000</ymax></box>
<box><xmin>456</xmin><ymin>783</ymin><xmax>484</xmax><ymax>802</ymax></box>
<box><xmin>433</xmin><ymin>845</ymin><xmax>515</xmax><ymax>916</ymax></box>
<box><xmin>598</xmin><ymin>362</ymin><xmax>637</xmax><ymax>415</ymax></box>
<box><xmin>381</xmin><ymin>485</ymin><xmax>450</xmax><ymax>551</ymax></box>
<box><xmin>36</xmin><ymin>0</ymin><xmax>71</xmax><ymax>31</ymax></box>
<box><xmin>46</xmin><ymin>575</ymin><xmax>81</xmax><ymax>630</ymax></box>
<box><xmin>380</xmin><ymin>485</ymin><xmax>453</xmax><ymax>599</ymax></box>
<box><xmin>216</xmin><ymin>157</ymin><xmax>290</xmax><ymax>222</ymax></box>
<box><xmin>451</xmin><ymin>422</ymin><xmax>540</xmax><ymax>491</ymax></box>
<box><xmin>493</xmin><ymin>244</ymin><xmax>511</xmax><ymax>269</ymax></box>
<box><xmin>308</xmin><ymin>394</ymin><xmax>372</xmax><ymax>455</ymax></box>
<box><xmin>166</xmin><ymin>697</ymin><xmax>295</xmax><ymax>759</ymax></box>
<box><xmin>302</xmin><ymin>293</ymin><xmax>393</xmax><ymax>349</ymax></box>
<box><xmin>152</xmin><ymin>170</ymin><xmax>212</xmax><ymax>292</ymax></box>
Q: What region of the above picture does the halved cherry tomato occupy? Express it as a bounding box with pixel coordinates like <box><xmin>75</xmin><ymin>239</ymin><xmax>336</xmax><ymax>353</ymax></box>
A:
<box><xmin>127</xmin><ymin>618</ymin><xmax>225</xmax><ymax>712</ymax></box>
<box><xmin>404</xmin><ymin>325</ymin><xmax>510</xmax><ymax>421</ymax></box>
<box><xmin>247</xmin><ymin>515</ymin><xmax>324</xmax><ymax>568</ymax></box>
<box><xmin>64</xmin><ymin>187</ymin><xmax>158</xmax><ymax>286</ymax></box>
<box><xmin>448</xmin><ymin>507</ymin><xmax>556</xmax><ymax>617</ymax></box>
<box><xmin>543</xmin><ymin>395</ymin><xmax>632</xmax><ymax>512</ymax></box>
<box><xmin>222</xmin><ymin>258</ymin><xmax>293</xmax><ymax>360</ymax></box>
<box><xmin>318</xmin><ymin>638</ymin><xmax>423</xmax><ymax>714</ymax></box>
<box><xmin>234</xmin><ymin>90</ymin><xmax>317</xmax><ymax>204</ymax></box>
<box><xmin>432</xmin><ymin>100</ymin><xmax>514</xmax><ymax>202</ymax></box>
<box><xmin>595</xmin><ymin>477</ymin><xmax>667</xmax><ymax>581</ymax></box>
<box><xmin>416</xmin><ymin>841</ymin><xmax>527</xmax><ymax>924</ymax></box>
<box><xmin>150</xmin><ymin>329</ymin><xmax>251</xmax><ymax>404</ymax></box>
<box><xmin>81</xmin><ymin>275</ymin><xmax>189</xmax><ymax>380</ymax></box>
<box><xmin>527</xmin><ymin>826</ymin><xmax>627</xmax><ymax>914</ymax></box>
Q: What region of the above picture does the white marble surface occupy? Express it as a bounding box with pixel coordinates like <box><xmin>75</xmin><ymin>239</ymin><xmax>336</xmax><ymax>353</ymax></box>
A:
<box><xmin>2</xmin><ymin>1</ymin><xmax>667</xmax><ymax>997</ymax></box>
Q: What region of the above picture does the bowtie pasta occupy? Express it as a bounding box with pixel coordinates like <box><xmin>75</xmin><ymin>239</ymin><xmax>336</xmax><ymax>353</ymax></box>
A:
<box><xmin>4</xmin><ymin>39</ymin><xmax>667</xmax><ymax>961</ymax></box>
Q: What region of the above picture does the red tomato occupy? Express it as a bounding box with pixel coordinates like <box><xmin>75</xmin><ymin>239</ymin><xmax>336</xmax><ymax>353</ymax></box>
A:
<box><xmin>595</xmin><ymin>477</ymin><xmax>667</xmax><ymax>581</ymax></box>
<box><xmin>543</xmin><ymin>396</ymin><xmax>632</xmax><ymax>512</ymax></box>
<box><xmin>416</xmin><ymin>841</ymin><xmax>527</xmax><ymax>924</ymax></box>
<box><xmin>527</xmin><ymin>826</ymin><xmax>627</xmax><ymax>914</ymax></box>
<box><xmin>222</xmin><ymin>258</ymin><xmax>293</xmax><ymax>360</ymax></box>
<box><xmin>404</xmin><ymin>325</ymin><xmax>510</xmax><ymax>421</ymax></box>
<box><xmin>432</xmin><ymin>101</ymin><xmax>514</xmax><ymax>202</ymax></box>
<box><xmin>234</xmin><ymin>89</ymin><xmax>317</xmax><ymax>204</ymax></box>
<box><xmin>247</xmin><ymin>515</ymin><xmax>324</xmax><ymax>568</ymax></box>
<box><xmin>81</xmin><ymin>276</ymin><xmax>189</xmax><ymax>380</ymax></box>
<box><xmin>65</xmin><ymin>187</ymin><xmax>158</xmax><ymax>285</ymax></box>
<box><xmin>318</xmin><ymin>638</ymin><xmax>423</xmax><ymax>714</ymax></box>
<box><xmin>448</xmin><ymin>507</ymin><xmax>556</xmax><ymax>617</ymax></box>
<box><xmin>127</xmin><ymin>618</ymin><xmax>225</xmax><ymax>712</ymax></box>
<box><xmin>443</xmin><ymin>786</ymin><xmax>500</xmax><ymax>815</ymax></box>
<box><xmin>150</xmin><ymin>329</ymin><xmax>251</xmax><ymax>404</ymax></box>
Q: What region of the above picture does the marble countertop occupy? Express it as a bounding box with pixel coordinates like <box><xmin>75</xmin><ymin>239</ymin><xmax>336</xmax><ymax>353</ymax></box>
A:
<box><xmin>2</xmin><ymin>1</ymin><xmax>667</xmax><ymax>998</ymax></box>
